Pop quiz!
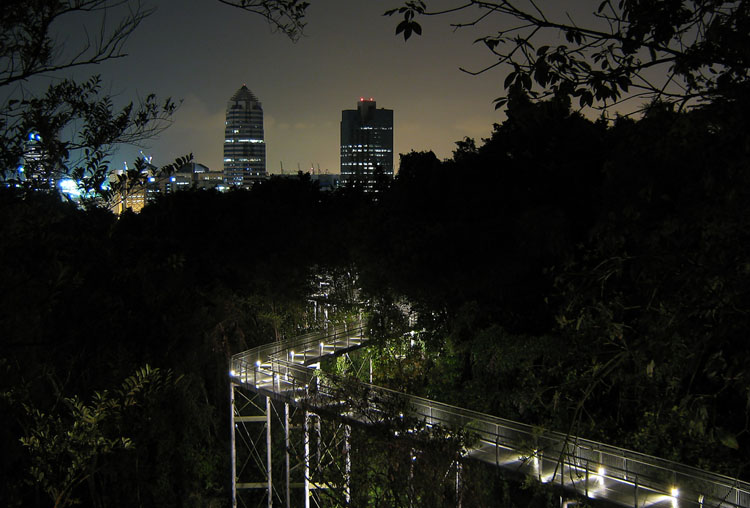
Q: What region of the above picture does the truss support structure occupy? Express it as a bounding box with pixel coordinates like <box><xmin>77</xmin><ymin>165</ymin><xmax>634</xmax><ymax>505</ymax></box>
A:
<box><xmin>233</xmin><ymin>384</ymin><xmax>354</xmax><ymax>507</ymax></box>
<box><xmin>231</xmin><ymin>384</ymin><xmax>274</xmax><ymax>508</ymax></box>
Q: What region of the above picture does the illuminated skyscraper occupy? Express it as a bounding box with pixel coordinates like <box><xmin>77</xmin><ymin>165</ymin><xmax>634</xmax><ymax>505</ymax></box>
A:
<box><xmin>340</xmin><ymin>98</ymin><xmax>393</xmax><ymax>190</ymax></box>
<box><xmin>224</xmin><ymin>85</ymin><xmax>266</xmax><ymax>188</ymax></box>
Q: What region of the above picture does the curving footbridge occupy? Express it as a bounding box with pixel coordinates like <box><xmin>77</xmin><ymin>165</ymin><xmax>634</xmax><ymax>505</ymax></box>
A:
<box><xmin>230</xmin><ymin>320</ymin><xmax>750</xmax><ymax>508</ymax></box>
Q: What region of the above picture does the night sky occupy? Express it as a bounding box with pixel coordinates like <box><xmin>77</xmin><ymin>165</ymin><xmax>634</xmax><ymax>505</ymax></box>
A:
<box><xmin>78</xmin><ymin>0</ymin><xmax>512</xmax><ymax>174</ymax></box>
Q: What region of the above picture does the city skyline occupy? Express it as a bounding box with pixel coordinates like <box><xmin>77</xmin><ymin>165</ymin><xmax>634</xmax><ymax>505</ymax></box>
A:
<box><xmin>73</xmin><ymin>0</ymin><xmax>507</xmax><ymax>175</ymax></box>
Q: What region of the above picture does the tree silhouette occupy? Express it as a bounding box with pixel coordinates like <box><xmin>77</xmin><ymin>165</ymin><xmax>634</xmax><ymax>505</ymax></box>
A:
<box><xmin>386</xmin><ymin>0</ymin><xmax>750</xmax><ymax>111</ymax></box>
<box><xmin>217</xmin><ymin>0</ymin><xmax>310</xmax><ymax>40</ymax></box>
<box><xmin>17</xmin><ymin>366</ymin><xmax>176</xmax><ymax>508</ymax></box>
<box><xmin>1</xmin><ymin>0</ymin><xmax>309</xmax><ymax>201</ymax></box>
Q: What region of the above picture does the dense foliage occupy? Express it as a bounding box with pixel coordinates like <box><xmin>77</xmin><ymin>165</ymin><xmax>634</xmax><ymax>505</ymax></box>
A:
<box><xmin>362</xmin><ymin>93</ymin><xmax>750</xmax><ymax>480</ymax></box>
<box><xmin>0</xmin><ymin>176</ymin><xmax>349</xmax><ymax>506</ymax></box>
<box><xmin>2</xmin><ymin>88</ymin><xmax>749</xmax><ymax>505</ymax></box>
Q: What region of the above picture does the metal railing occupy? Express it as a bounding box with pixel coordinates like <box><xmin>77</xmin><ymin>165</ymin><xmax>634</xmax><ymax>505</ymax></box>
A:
<box><xmin>232</xmin><ymin>321</ymin><xmax>366</xmax><ymax>370</ymax></box>
<box><xmin>230</xmin><ymin>324</ymin><xmax>750</xmax><ymax>508</ymax></box>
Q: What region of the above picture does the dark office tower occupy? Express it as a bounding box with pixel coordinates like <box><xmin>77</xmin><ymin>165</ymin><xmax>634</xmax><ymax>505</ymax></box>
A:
<box><xmin>224</xmin><ymin>85</ymin><xmax>266</xmax><ymax>188</ymax></box>
<box><xmin>340</xmin><ymin>98</ymin><xmax>393</xmax><ymax>191</ymax></box>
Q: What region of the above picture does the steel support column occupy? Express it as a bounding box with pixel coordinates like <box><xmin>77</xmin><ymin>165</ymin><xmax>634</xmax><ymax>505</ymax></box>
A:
<box><xmin>344</xmin><ymin>424</ymin><xmax>351</xmax><ymax>505</ymax></box>
<box><xmin>316</xmin><ymin>413</ymin><xmax>322</xmax><ymax>470</ymax></box>
<box><xmin>266</xmin><ymin>396</ymin><xmax>272</xmax><ymax>508</ymax></box>
<box><xmin>456</xmin><ymin>460</ymin><xmax>463</xmax><ymax>508</ymax></box>
<box><xmin>285</xmin><ymin>402</ymin><xmax>291</xmax><ymax>508</ymax></box>
<box><xmin>304</xmin><ymin>410</ymin><xmax>310</xmax><ymax>508</ymax></box>
<box><xmin>230</xmin><ymin>382</ymin><xmax>237</xmax><ymax>508</ymax></box>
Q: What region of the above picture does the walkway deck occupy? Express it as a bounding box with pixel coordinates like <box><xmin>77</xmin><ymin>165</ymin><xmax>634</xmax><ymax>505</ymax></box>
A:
<box><xmin>230</xmin><ymin>322</ymin><xmax>750</xmax><ymax>508</ymax></box>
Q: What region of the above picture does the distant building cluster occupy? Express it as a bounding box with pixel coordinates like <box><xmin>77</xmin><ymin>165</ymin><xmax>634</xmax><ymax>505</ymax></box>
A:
<box><xmin>8</xmin><ymin>85</ymin><xmax>395</xmax><ymax>212</ymax></box>
<box><xmin>110</xmin><ymin>161</ymin><xmax>226</xmax><ymax>214</ymax></box>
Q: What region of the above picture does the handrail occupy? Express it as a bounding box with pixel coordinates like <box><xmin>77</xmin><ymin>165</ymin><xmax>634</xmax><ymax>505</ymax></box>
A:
<box><xmin>230</xmin><ymin>324</ymin><xmax>750</xmax><ymax>508</ymax></box>
<box><xmin>232</xmin><ymin>321</ymin><xmax>365</xmax><ymax>369</ymax></box>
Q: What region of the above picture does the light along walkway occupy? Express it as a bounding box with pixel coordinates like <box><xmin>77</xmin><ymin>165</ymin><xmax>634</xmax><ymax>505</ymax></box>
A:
<box><xmin>230</xmin><ymin>321</ymin><xmax>750</xmax><ymax>508</ymax></box>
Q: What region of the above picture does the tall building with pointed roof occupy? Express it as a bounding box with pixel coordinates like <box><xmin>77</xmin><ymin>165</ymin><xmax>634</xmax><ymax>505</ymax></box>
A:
<box><xmin>224</xmin><ymin>85</ymin><xmax>266</xmax><ymax>188</ymax></box>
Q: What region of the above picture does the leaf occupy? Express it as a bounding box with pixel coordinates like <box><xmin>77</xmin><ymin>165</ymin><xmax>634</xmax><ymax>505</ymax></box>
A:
<box><xmin>579</xmin><ymin>90</ymin><xmax>594</xmax><ymax>107</ymax></box>
<box><xmin>396</xmin><ymin>20</ymin><xmax>421</xmax><ymax>40</ymax></box>
<box><xmin>493</xmin><ymin>97</ymin><xmax>508</xmax><ymax>110</ymax></box>
<box><xmin>616</xmin><ymin>75</ymin><xmax>631</xmax><ymax>92</ymax></box>
<box><xmin>504</xmin><ymin>72</ymin><xmax>517</xmax><ymax>89</ymax></box>
<box><xmin>521</xmin><ymin>73</ymin><xmax>532</xmax><ymax>90</ymax></box>
<box><xmin>716</xmin><ymin>427</ymin><xmax>739</xmax><ymax>449</ymax></box>
<box><xmin>536</xmin><ymin>45</ymin><xmax>550</xmax><ymax>56</ymax></box>
<box><xmin>534</xmin><ymin>63</ymin><xmax>549</xmax><ymax>86</ymax></box>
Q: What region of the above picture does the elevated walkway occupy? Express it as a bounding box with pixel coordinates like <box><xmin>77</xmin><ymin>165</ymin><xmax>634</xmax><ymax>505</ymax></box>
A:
<box><xmin>230</xmin><ymin>321</ymin><xmax>750</xmax><ymax>508</ymax></box>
